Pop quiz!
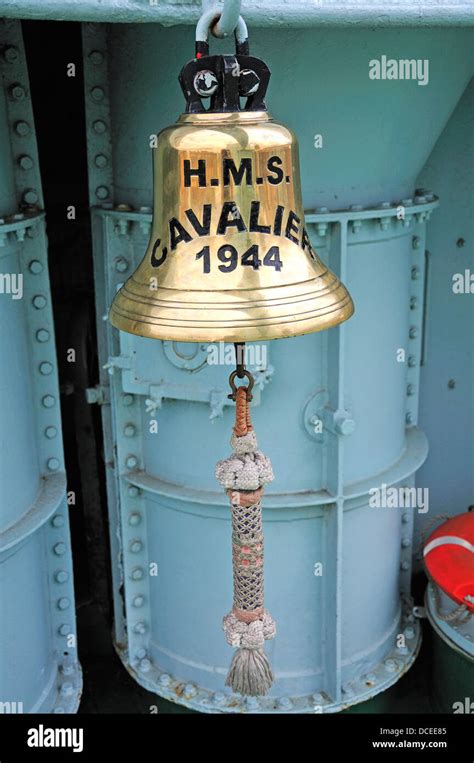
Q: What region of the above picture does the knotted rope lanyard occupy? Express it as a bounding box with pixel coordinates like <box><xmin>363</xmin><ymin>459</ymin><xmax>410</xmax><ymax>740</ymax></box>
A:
<box><xmin>215</xmin><ymin>364</ymin><xmax>276</xmax><ymax>696</ymax></box>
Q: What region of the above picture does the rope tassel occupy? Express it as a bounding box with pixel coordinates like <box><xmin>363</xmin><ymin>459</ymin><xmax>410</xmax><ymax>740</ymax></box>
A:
<box><xmin>215</xmin><ymin>386</ymin><xmax>276</xmax><ymax>696</ymax></box>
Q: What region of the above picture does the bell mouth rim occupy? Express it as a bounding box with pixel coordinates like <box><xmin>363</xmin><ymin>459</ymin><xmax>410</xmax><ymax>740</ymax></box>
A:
<box><xmin>178</xmin><ymin>110</ymin><xmax>271</xmax><ymax>125</ymax></box>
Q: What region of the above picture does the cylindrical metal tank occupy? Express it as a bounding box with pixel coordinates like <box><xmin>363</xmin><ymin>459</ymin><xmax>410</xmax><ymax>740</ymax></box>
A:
<box><xmin>0</xmin><ymin>20</ymin><xmax>81</xmax><ymax>714</ymax></box>
<box><xmin>83</xmin><ymin>22</ymin><xmax>472</xmax><ymax>712</ymax></box>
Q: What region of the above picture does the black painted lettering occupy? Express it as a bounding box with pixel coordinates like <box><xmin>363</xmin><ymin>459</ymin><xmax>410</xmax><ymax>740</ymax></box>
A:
<box><xmin>169</xmin><ymin>218</ymin><xmax>192</xmax><ymax>250</ymax></box>
<box><xmin>150</xmin><ymin>239</ymin><xmax>167</xmax><ymax>268</ymax></box>
<box><xmin>223</xmin><ymin>158</ymin><xmax>252</xmax><ymax>187</ymax></box>
<box><xmin>267</xmin><ymin>156</ymin><xmax>284</xmax><ymax>185</ymax></box>
<box><xmin>273</xmin><ymin>205</ymin><xmax>284</xmax><ymax>236</ymax></box>
<box><xmin>285</xmin><ymin>211</ymin><xmax>301</xmax><ymax>244</ymax></box>
<box><xmin>217</xmin><ymin>202</ymin><xmax>247</xmax><ymax>235</ymax></box>
<box><xmin>249</xmin><ymin>201</ymin><xmax>271</xmax><ymax>234</ymax></box>
<box><xmin>185</xmin><ymin>205</ymin><xmax>212</xmax><ymax>236</ymax></box>
<box><xmin>183</xmin><ymin>159</ymin><xmax>207</xmax><ymax>187</ymax></box>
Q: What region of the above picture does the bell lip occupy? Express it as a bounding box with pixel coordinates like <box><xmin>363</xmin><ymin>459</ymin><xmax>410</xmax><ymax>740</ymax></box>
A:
<box><xmin>177</xmin><ymin>110</ymin><xmax>271</xmax><ymax>126</ymax></box>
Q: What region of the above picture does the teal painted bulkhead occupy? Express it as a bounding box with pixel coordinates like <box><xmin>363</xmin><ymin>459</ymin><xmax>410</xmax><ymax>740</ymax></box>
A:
<box><xmin>83</xmin><ymin>22</ymin><xmax>473</xmax><ymax>711</ymax></box>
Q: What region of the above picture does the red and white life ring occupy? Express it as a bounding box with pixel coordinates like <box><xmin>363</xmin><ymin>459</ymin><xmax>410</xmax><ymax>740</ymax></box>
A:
<box><xmin>423</xmin><ymin>512</ymin><xmax>474</xmax><ymax>613</ymax></box>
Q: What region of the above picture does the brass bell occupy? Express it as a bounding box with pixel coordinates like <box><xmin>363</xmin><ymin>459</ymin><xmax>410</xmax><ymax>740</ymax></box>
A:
<box><xmin>109</xmin><ymin>25</ymin><xmax>354</xmax><ymax>342</ymax></box>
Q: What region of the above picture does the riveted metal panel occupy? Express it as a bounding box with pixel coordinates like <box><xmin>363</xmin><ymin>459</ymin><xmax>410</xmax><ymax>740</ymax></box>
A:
<box><xmin>0</xmin><ymin>20</ymin><xmax>81</xmax><ymax>714</ymax></box>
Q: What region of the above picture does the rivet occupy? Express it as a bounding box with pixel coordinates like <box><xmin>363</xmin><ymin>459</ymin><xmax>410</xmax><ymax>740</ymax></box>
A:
<box><xmin>18</xmin><ymin>155</ymin><xmax>34</xmax><ymax>170</ymax></box>
<box><xmin>89</xmin><ymin>50</ymin><xmax>104</xmax><ymax>65</ymax></box>
<box><xmin>402</xmin><ymin>511</ymin><xmax>410</xmax><ymax>523</ymax></box>
<box><xmin>184</xmin><ymin>683</ymin><xmax>197</xmax><ymax>698</ymax></box>
<box><xmin>335</xmin><ymin>417</ymin><xmax>356</xmax><ymax>436</ymax></box>
<box><xmin>408</xmin><ymin>355</ymin><xmax>416</xmax><ymax>368</ymax></box>
<box><xmin>114</xmin><ymin>258</ymin><xmax>129</xmax><ymax>274</ymax></box>
<box><xmin>27</xmin><ymin>225</ymin><xmax>39</xmax><ymax>239</ymax></box>
<box><xmin>133</xmin><ymin>621</ymin><xmax>147</xmax><ymax>635</ymax></box>
<box><xmin>404</xmin><ymin>626</ymin><xmax>415</xmax><ymax>640</ymax></box>
<box><xmin>411</xmin><ymin>266</ymin><xmax>420</xmax><ymax>280</ymax></box>
<box><xmin>129</xmin><ymin>539</ymin><xmax>142</xmax><ymax>553</ymax></box>
<box><xmin>95</xmin><ymin>186</ymin><xmax>109</xmax><ymax>200</ymax></box>
<box><xmin>456</xmin><ymin>238</ymin><xmax>465</xmax><ymax>248</ymax></box>
<box><xmin>94</xmin><ymin>153</ymin><xmax>108</xmax><ymax>168</ymax></box>
<box><xmin>448</xmin><ymin>379</ymin><xmax>456</xmax><ymax>389</ymax></box>
<box><xmin>132</xmin><ymin>595</ymin><xmax>145</xmax><ymax>608</ymax></box>
<box><xmin>406</xmin><ymin>384</ymin><xmax>415</xmax><ymax>396</ymax></box>
<box><xmin>3</xmin><ymin>46</ymin><xmax>19</xmax><ymax>63</ymax></box>
<box><xmin>410</xmin><ymin>297</ymin><xmax>418</xmax><ymax>310</ymax></box>
<box><xmin>124</xmin><ymin>423</ymin><xmax>136</xmax><ymax>437</ymax></box>
<box><xmin>130</xmin><ymin>567</ymin><xmax>144</xmax><ymax>581</ymax></box>
<box><xmin>60</xmin><ymin>663</ymin><xmax>75</xmax><ymax>675</ymax></box>
<box><xmin>128</xmin><ymin>485</ymin><xmax>139</xmax><ymax>498</ymax></box>
<box><xmin>58</xmin><ymin>624</ymin><xmax>71</xmax><ymax>636</ymax></box>
<box><xmin>409</xmin><ymin>326</ymin><xmax>418</xmax><ymax>339</ymax></box>
<box><xmin>125</xmin><ymin>455</ymin><xmax>138</xmax><ymax>470</ymax></box>
<box><xmin>47</xmin><ymin>457</ymin><xmax>60</xmax><ymax>471</ymax></box>
<box><xmin>9</xmin><ymin>84</ymin><xmax>26</xmax><ymax>100</ymax></box>
<box><xmin>365</xmin><ymin>673</ymin><xmax>377</xmax><ymax>684</ymax></box>
<box><xmin>128</xmin><ymin>512</ymin><xmax>141</xmax><ymax>526</ymax></box>
<box><xmin>212</xmin><ymin>692</ymin><xmax>226</xmax><ymax>706</ymax></box>
<box><xmin>135</xmin><ymin>647</ymin><xmax>147</xmax><ymax>660</ymax></box>
<box><xmin>278</xmin><ymin>697</ymin><xmax>293</xmax><ymax>710</ymax></box>
<box><xmin>36</xmin><ymin>329</ymin><xmax>50</xmax><ymax>343</ymax></box>
<box><xmin>405</xmin><ymin>412</ymin><xmax>413</xmax><ymax>425</ymax></box>
<box><xmin>23</xmin><ymin>189</ymin><xmax>39</xmax><ymax>205</ymax></box>
<box><xmin>60</xmin><ymin>682</ymin><xmax>74</xmax><ymax>697</ymax></box>
<box><xmin>53</xmin><ymin>542</ymin><xmax>67</xmax><ymax>556</ymax></box>
<box><xmin>45</xmin><ymin>426</ymin><xmax>58</xmax><ymax>439</ymax></box>
<box><xmin>39</xmin><ymin>361</ymin><xmax>53</xmax><ymax>375</ymax></box>
<box><xmin>14</xmin><ymin>120</ymin><xmax>30</xmax><ymax>137</ymax></box>
<box><xmin>28</xmin><ymin>259</ymin><xmax>43</xmax><ymax>274</ymax></box>
<box><xmin>401</xmin><ymin>537</ymin><xmax>411</xmax><ymax>548</ymax></box>
<box><xmin>92</xmin><ymin>119</ymin><xmax>107</xmax><ymax>134</ymax></box>
<box><xmin>32</xmin><ymin>294</ymin><xmax>47</xmax><ymax>309</ymax></box>
<box><xmin>384</xmin><ymin>659</ymin><xmax>397</xmax><ymax>673</ymax></box>
<box><xmin>400</xmin><ymin>561</ymin><xmax>410</xmax><ymax>571</ymax></box>
<box><xmin>90</xmin><ymin>86</ymin><xmax>105</xmax><ymax>102</ymax></box>
<box><xmin>139</xmin><ymin>658</ymin><xmax>151</xmax><ymax>672</ymax></box>
<box><xmin>245</xmin><ymin>696</ymin><xmax>259</xmax><ymax>710</ymax></box>
<box><xmin>42</xmin><ymin>394</ymin><xmax>56</xmax><ymax>408</ymax></box>
<box><xmin>55</xmin><ymin>570</ymin><xmax>69</xmax><ymax>583</ymax></box>
<box><xmin>52</xmin><ymin>515</ymin><xmax>65</xmax><ymax>528</ymax></box>
<box><xmin>159</xmin><ymin>673</ymin><xmax>171</xmax><ymax>686</ymax></box>
<box><xmin>122</xmin><ymin>393</ymin><xmax>134</xmax><ymax>405</ymax></box>
<box><xmin>57</xmin><ymin>597</ymin><xmax>70</xmax><ymax>610</ymax></box>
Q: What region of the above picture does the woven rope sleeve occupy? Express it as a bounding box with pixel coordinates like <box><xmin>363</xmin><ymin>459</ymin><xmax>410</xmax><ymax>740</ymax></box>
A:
<box><xmin>215</xmin><ymin>386</ymin><xmax>276</xmax><ymax>696</ymax></box>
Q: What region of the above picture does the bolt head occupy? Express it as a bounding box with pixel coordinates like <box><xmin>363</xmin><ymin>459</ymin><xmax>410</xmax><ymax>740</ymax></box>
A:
<box><xmin>90</xmin><ymin>86</ymin><xmax>105</xmax><ymax>102</ymax></box>
<box><xmin>33</xmin><ymin>295</ymin><xmax>47</xmax><ymax>309</ymax></box>
<box><xmin>42</xmin><ymin>395</ymin><xmax>56</xmax><ymax>408</ymax></box>
<box><xmin>28</xmin><ymin>259</ymin><xmax>43</xmax><ymax>274</ymax></box>
<box><xmin>39</xmin><ymin>361</ymin><xmax>54</xmax><ymax>375</ymax></box>
<box><xmin>47</xmin><ymin>457</ymin><xmax>60</xmax><ymax>471</ymax></box>
<box><xmin>128</xmin><ymin>512</ymin><xmax>141</xmax><ymax>526</ymax></box>
<box><xmin>53</xmin><ymin>542</ymin><xmax>67</xmax><ymax>556</ymax></box>
<box><xmin>139</xmin><ymin>658</ymin><xmax>152</xmax><ymax>672</ymax></box>
<box><xmin>15</xmin><ymin>120</ymin><xmax>30</xmax><ymax>136</ymax></box>
<box><xmin>45</xmin><ymin>426</ymin><xmax>58</xmax><ymax>439</ymax></box>
<box><xmin>130</xmin><ymin>567</ymin><xmax>144</xmax><ymax>581</ymax></box>
<box><xmin>55</xmin><ymin>571</ymin><xmax>69</xmax><ymax>584</ymax></box>
<box><xmin>89</xmin><ymin>50</ymin><xmax>104</xmax><ymax>65</ymax></box>
<box><xmin>19</xmin><ymin>155</ymin><xmax>34</xmax><ymax>170</ymax></box>
<box><xmin>95</xmin><ymin>185</ymin><xmax>109</xmax><ymax>200</ymax></box>
<box><xmin>92</xmin><ymin>119</ymin><xmax>107</xmax><ymax>134</ymax></box>
<box><xmin>404</xmin><ymin>626</ymin><xmax>416</xmax><ymax>640</ymax></box>
<box><xmin>128</xmin><ymin>485</ymin><xmax>139</xmax><ymax>498</ymax></box>
<box><xmin>23</xmin><ymin>189</ymin><xmax>39</xmax><ymax>205</ymax></box>
<box><xmin>52</xmin><ymin>514</ymin><xmax>65</xmax><ymax>528</ymax></box>
<box><xmin>122</xmin><ymin>392</ymin><xmax>134</xmax><ymax>405</ymax></box>
<box><xmin>130</xmin><ymin>540</ymin><xmax>142</xmax><ymax>553</ymax></box>
<box><xmin>57</xmin><ymin>597</ymin><xmax>70</xmax><ymax>610</ymax></box>
<box><xmin>213</xmin><ymin>692</ymin><xmax>226</xmax><ymax>705</ymax></box>
<box><xmin>124</xmin><ymin>424</ymin><xmax>136</xmax><ymax>437</ymax></box>
<box><xmin>184</xmin><ymin>683</ymin><xmax>197</xmax><ymax>697</ymax></box>
<box><xmin>159</xmin><ymin>673</ymin><xmax>171</xmax><ymax>686</ymax></box>
<box><xmin>132</xmin><ymin>595</ymin><xmax>145</xmax><ymax>608</ymax></box>
<box><xmin>36</xmin><ymin>329</ymin><xmax>50</xmax><ymax>343</ymax></box>
<box><xmin>133</xmin><ymin>621</ymin><xmax>147</xmax><ymax>635</ymax></box>
<box><xmin>115</xmin><ymin>258</ymin><xmax>129</xmax><ymax>273</ymax></box>
<box><xmin>4</xmin><ymin>46</ymin><xmax>19</xmax><ymax>63</ymax></box>
<box><xmin>58</xmin><ymin>624</ymin><xmax>71</xmax><ymax>636</ymax></box>
<box><xmin>60</xmin><ymin>682</ymin><xmax>74</xmax><ymax>697</ymax></box>
<box><xmin>125</xmin><ymin>455</ymin><xmax>138</xmax><ymax>470</ymax></box>
<box><xmin>94</xmin><ymin>153</ymin><xmax>108</xmax><ymax>168</ymax></box>
<box><xmin>10</xmin><ymin>84</ymin><xmax>25</xmax><ymax>100</ymax></box>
